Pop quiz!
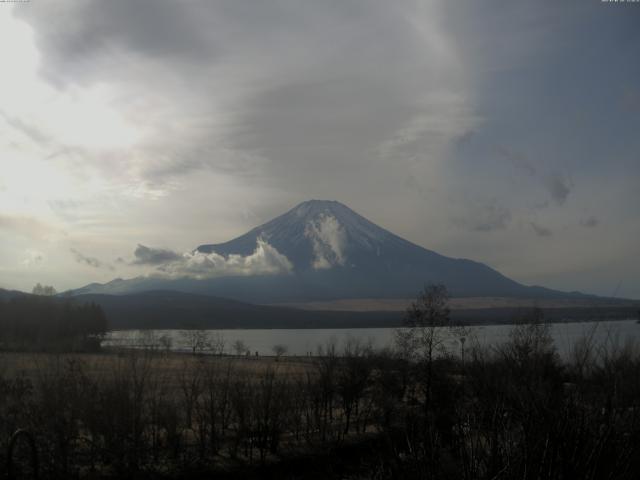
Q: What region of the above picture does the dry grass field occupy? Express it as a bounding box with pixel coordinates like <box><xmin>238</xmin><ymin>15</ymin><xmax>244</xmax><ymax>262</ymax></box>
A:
<box><xmin>0</xmin><ymin>350</ymin><xmax>315</xmax><ymax>387</ymax></box>
<box><xmin>274</xmin><ymin>296</ymin><xmax>640</xmax><ymax>312</ymax></box>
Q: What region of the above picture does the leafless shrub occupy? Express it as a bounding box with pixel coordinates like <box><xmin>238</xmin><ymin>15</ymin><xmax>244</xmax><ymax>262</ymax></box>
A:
<box><xmin>180</xmin><ymin>329</ymin><xmax>211</xmax><ymax>355</ymax></box>
<box><xmin>232</xmin><ymin>339</ymin><xmax>248</xmax><ymax>357</ymax></box>
<box><xmin>272</xmin><ymin>344</ymin><xmax>288</xmax><ymax>361</ymax></box>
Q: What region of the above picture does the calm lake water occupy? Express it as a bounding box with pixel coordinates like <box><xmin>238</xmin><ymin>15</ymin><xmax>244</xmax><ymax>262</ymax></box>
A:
<box><xmin>104</xmin><ymin>319</ymin><xmax>640</xmax><ymax>359</ymax></box>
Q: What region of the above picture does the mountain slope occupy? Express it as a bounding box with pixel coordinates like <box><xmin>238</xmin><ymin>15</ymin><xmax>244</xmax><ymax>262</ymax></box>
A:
<box><xmin>196</xmin><ymin>199</ymin><xmax>575</xmax><ymax>299</ymax></box>
<box><xmin>0</xmin><ymin>288</ymin><xmax>30</xmax><ymax>301</ymax></box>
<box><xmin>71</xmin><ymin>200</ymin><xmax>589</xmax><ymax>302</ymax></box>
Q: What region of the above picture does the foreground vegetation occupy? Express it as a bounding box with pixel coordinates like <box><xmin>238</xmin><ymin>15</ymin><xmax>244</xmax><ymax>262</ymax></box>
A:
<box><xmin>1</xmin><ymin>285</ymin><xmax>640</xmax><ymax>479</ymax></box>
<box><xmin>0</xmin><ymin>322</ymin><xmax>639</xmax><ymax>479</ymax></box>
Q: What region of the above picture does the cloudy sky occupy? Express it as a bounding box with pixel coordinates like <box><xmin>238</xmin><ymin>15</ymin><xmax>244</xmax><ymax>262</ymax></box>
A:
<box><xmin>0</xmin><ymin>1</ymin><xmax>639</xmax><ymax>298</ymax></box>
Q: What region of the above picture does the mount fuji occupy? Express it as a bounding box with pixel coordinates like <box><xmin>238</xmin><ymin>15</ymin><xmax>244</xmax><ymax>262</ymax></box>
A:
<box><xmin>71</xmin><ymin>200</ymin><xmax>584</xmax><ymax>303</ymax></box>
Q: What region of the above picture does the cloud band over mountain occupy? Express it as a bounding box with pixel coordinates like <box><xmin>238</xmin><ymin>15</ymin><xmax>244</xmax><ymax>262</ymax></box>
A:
<box><xmin>132</xmin><ymin>239</ymin><xmax>293</xmax><ymax>279</ymax></box>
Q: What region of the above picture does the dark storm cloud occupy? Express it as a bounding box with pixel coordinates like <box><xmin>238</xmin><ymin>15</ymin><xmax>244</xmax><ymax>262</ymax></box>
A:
<box><xmin>13</xmin><ymin>1</ymin><xmax>217</xmax><ymax>83</ymax></box>
<box><xmin>132</xmin><ymin>244</ymin><xmax>183</xmax><ymax>266</ymax></box>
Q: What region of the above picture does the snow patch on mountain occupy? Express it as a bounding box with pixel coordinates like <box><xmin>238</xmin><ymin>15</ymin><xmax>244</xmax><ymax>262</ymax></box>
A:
<box><xmin>304</xmin><ymin>213</ymin><xmax>347</xmax><ymax>269</ymax></box>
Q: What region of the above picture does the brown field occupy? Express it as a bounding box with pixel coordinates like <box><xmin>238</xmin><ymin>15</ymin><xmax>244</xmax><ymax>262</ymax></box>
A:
<box><xmin>0</xmin><ymin>347</ymin><xmax>391</xmax><ymax>478</ymax></box>
<box><xmin>272</xmin><ymin>296</ymin><xmax>640</xmax><ymax>312</ymax></box>
<box><xmin>0</xmin><ymin>350</ymin><xmax>314</xmax><ymax>384</ymax></box>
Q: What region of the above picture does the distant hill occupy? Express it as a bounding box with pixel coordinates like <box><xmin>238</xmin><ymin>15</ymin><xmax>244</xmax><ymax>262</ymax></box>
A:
<box><xmin>0</xmin><ymin>288</ymin><xmax>29</xmax><ymax>301</ymax></box>
<box><xmin>71</xmin><ymin>200</ymin><xmax>596</xmax><ymax>303</ymax></box>
<box><xmin>76</xmin><ymin>290</ymin><xmax>638</xmax><ymax>330</ymax></box>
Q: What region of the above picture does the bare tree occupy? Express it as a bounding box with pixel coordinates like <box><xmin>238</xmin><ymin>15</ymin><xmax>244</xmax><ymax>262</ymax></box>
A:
<box><xmin>181</xmin><ymin>329</ymin><xmax>210</xmax><ymax>355</ymax></box>
<box><xmin>395</xmin><ymin>284</ymin><xmax>451</xmax><ymax>412</ymax></box>
<box><xmin>138</xmin><ymin>330</ymin><xmax>160</xmax><ymax>351</ymax></box>
<box><xmin>32</xmin><ymin>283</ymin><xmax>57</xmax><ymax>296</ymax></box>
<box><xmin>209</xmin><ymin>332</ymin><xmax>226</xmax><ymax>356</ymax></box>
<box><xmin>232</xmin><ymin>339</ymin><xmax>248</xmax><ymax>357</ymax></box>
<box><xmin>396</xmin><ymin>284</ymin><xmax>451</xmax><ymax>362</ymax></box>
<box><xmin>315</xmin><ymin>340</ymin><xmax>339</xmax><ymax>441</ymax></box>
<box><xmin>159</xmin><ymin>334</ymin><xmax>173</xmax><ymax>354</ymax></box>
<box><xmin>272</xmin><ymin>344</ymin><xmax>288</xmax><ymax>361</ymax></box>
<box><xmin>338</xmin><ymin>337</ymin><xmax>373</xmax><ymax>434</ymax></box>
<box><xmin>500</xmin><ymin>307</ymin><xmax>557</xmax><ymax>372</ymax></box>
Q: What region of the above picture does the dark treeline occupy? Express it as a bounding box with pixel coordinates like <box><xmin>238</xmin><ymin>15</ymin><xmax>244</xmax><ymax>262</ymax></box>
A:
<box><xmin>0</xmin><ymin>295</ymin><xmax>107</xmax><ymax>351</ymax></box>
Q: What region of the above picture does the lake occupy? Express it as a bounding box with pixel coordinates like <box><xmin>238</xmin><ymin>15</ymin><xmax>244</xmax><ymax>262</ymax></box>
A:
<box><xmin>104</xmin><ymin>319</ymin><xmax>640</xmax><ymax>359</ymax></box>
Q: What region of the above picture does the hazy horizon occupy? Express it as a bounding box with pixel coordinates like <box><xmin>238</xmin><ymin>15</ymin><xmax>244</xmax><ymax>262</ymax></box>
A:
<box><xmin>1</xmin><ymin>1</ymin><xmax>639</xmax><ymax>298</ymax></box>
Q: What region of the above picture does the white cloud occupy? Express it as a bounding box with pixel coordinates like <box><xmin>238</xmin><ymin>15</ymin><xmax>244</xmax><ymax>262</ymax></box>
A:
<box><xmin>152</xmin><ymin>238</ymin><xmax>293</xmax><ymax>279</ymax></box>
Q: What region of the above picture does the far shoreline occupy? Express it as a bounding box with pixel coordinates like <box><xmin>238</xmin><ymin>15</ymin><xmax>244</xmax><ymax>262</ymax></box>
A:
<box><xmin>103</xmin><ymin>304</ymin><xmax>639</xmax><ymax>331</ymax></box>
<box><xmin>106</xmin><ymin>316</ymin><xmax>639</xmax><ymax>332</ymax></box>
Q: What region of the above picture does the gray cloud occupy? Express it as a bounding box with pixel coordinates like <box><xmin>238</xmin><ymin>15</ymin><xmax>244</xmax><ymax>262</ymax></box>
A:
<box><xmin>472</xmin><ymin>205</ymin><xmax>512</xmax><ymax>232</ymax></box>
<box><xmin>22</xmin><ymin>250</ymin><xmax>44</xmax><ymax>267</ymax></box>
<box><xmin>13</xmin><ymin>1</ymin><xmax>217</xmax><ymax>86</ymax></box>
<box><xmin>545</xmin><ymin>173</ymin><xmax>572</xmax><ymax>206</ymax></box>
<box><xmin>455</xmin><ymin>201</ymin><xmax>512</xmax><ymax>233</ymax></box>
<box><xmin>0</xmin><ymin>215</ymin><xmax>53</xmax><ymax>239</ymax></box>
<box><xmin>454</xmin><ymin>130</ymin><xmax>475</xmax><ymax>149</ymax></box>
<box><xmin>580</xmin><ymin>216</ymin><xmax>599</xmax><ymax>228</ymax></box>
<box><xmin>530</xmin><ymin>222</ymin><xmax>553</xmax><ymax>237</ymax></box>
<box><xmin>15</xmin><ymin>0</ymin><xmax>475</xmax><ymax>195</ymax></box>
<box><xmin>70</xmin><ymin>248</ymin><xmax>111</xmax><ymax>269</ymax></box>
<box><xmin>495</xmin><ymin>146</ymin><xmax>574</xmax><ymax>208</ymax></box>
<box><xmin>132</xmin><ymin>245</ymin><xmax>183</xmax><ymax>266</ymax></box>
<box><xmin>0</xmin><ymin>111</ymin><xmax>50</xmax><ymax>145</ymax></box>
<box><xmin>496</xmin><ymin>146</ymin><xmax>537</xmax><ymax>177</ymax></box>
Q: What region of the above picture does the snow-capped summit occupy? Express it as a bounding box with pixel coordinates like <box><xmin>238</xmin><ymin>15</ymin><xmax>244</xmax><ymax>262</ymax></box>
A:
<box><xmin>194</xmin><ymin>199</ymin><xmax>534</xmax><ymax>298</ymax></box>
<box><xmin>73</xmin><ymin>200</ymin><xmax>580</xmax><ymax>302</ymax></box>
<box><xmin>197</xmin><ymin>200</ymin><xmax>406</xmax><ymax>271</ymax></box>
